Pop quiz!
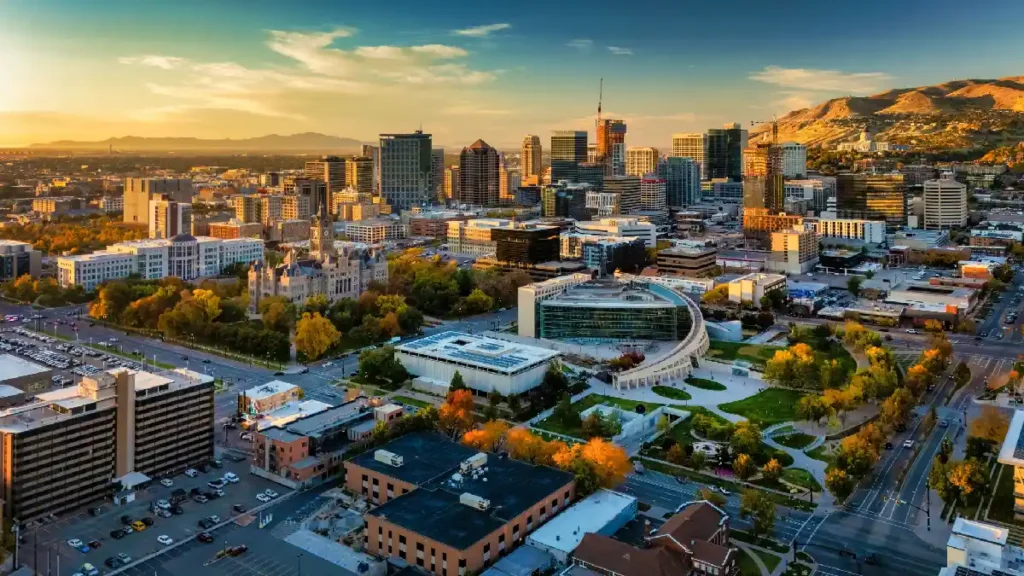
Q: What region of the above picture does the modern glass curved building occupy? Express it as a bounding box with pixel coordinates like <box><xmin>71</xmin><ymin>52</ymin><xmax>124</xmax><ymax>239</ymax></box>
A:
<box><xmin>538</xmin><ymin>281</ymin><xmax>693</xmax><ymax>341</ymax></box>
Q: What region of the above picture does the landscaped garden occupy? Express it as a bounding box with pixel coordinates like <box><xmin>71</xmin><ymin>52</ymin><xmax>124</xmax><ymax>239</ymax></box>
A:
<box><xmin>685</xmin><ymin>376</ymin><xmax>727</xmax><ymax>391</ymax></box>
<box><xmin>533</xmin><ymin>394</ymin><xmax>663</xmax><ymax>438</ymax></box>
<box><xmin>753</xmin><ymin>468</ymin><xmax>822</xmax><ymax>493</ymax></box>
<box><xmin>805</xmin><ymin>443</ymin><xmax>834</xmax><ymax>465</ymax></box>
<box><xmin>651</xmin><ymin>386</ymin><xmax>693</xmax><ymax>401</ymax></box>
<box><xmin>719</xmin><ymin>388</ymin><xmax>807</xmax><ymax>426</ymax></box>
<box><xmin>706</xmin><ymin>341</ymin><xmax>777</xmax><ymax>370</ymax></box>
<box><xmin>774</xmin><ymin>432</ymin><xmax>816</xmax><ymax>450</ymax></box>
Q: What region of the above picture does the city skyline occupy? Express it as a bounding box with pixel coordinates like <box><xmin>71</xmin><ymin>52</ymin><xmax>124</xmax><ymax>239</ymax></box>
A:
<box><xmin>4</xmin><ymin>0</ymin><xmax>1024</xmax><ymax>148</ymax></box>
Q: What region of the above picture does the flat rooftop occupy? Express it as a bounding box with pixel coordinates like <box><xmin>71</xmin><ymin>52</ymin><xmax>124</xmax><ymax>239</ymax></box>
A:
<box><xmin>367</xmin><ymin>434</ymin><xmax>574</xmax><ymax>550</ymax></box>
<box><xmin>527</xmin><ymin>489</ymin><xmax>637</xmax><ymax>554</ymax></box>
<box><xmin>396</xmin><ymin>331</ymin><xmax>558</xmax><ymax>374</ymax></box>
<box><xmin>284</xmin><ymin>398</ymin><xmax>369</xmax><ymax>437</ymax></box>
<box><xmin>243</xmin><ymin>380</ymin><xmax>297</xmax><ymax>401</ymax></box>
<box><xmin>0</xmin><ymin>354</ymin><xmax>49</xmax><ymax>380</ymax></box>
<box><xmin>998</xmin><ymin>410</ymin><xmax>1024</xmax><ymax>467</ymax></box>
<box><xmin>542</xmin><ymin>281</ymin><xmax>685</xmax><ymax>309</ymax></box>
<box><xmin>349</xmin><ymin>432</ymin><xmax>478</xmax><ymax>486</ymax></box>
<box><xmin>254</xmin><ymin>400</ymin><xmax>334</xmax><ymax>431</ymax></box>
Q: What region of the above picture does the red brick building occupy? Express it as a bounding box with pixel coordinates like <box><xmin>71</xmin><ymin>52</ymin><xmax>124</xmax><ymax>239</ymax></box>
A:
<box><xmin>573</xmin><ymin>501</ymin><xmax>736</xmax><ymax>576</ymax></box>
<box><xmin>345</xmin><ymin>432</ymin><xmax>575</xmax><ymax>576</ymax></box>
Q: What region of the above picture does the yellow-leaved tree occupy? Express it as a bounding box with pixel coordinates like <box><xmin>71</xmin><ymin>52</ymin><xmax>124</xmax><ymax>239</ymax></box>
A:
<box><xmin>294</xmin><ymin>312</ymin><xmax>340</xmax><ymax>361</ymax></box>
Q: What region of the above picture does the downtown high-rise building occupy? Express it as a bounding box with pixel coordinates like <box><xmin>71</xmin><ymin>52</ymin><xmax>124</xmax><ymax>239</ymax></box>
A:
<box><xmin>836</xmin><ymin>173</ymin><xmax>907</xmax><ymax>231</ymax></box>
<box><xmin>577</xmin><ymin>162</ymin><xmax>605</xmax><ymax>191</ymax></box>
<box><xmin>499</xmin><ymin>165</ymin><xmax>521</xmax><ymax>204</ymax></box>
<box><xmin>123</xmin><ymin>178</ymin><xmax>193</xmax><ymax>225</ymax></box>
<box><xmin>304</xmin><ymin>156</ymin><xmax>347</xmax><ymax>194</ymax></box>
<box><xmin>521</xmin><ymin>135</ymin><xmax>543</xmax><ymax>184</ymax></box>
<box><xmin>458</xmin><ymin>140</ymin><xmax>500</xmax><ymax>206</ymax></box>
<box><xmin>743</xmin><ymin>143</ymin><xmax>784</xmax><ymax>212</ymax></box>
<box><xmin>671</xmin><ymin>134</ymin><xmax>707</xmax><ymax>175</ymax></box>
<box><xmin>603</xmin><ymin>175</ymin><xmax>642</xmax><ymax>215</ymax></box>
<box><xmin>430</xmin><ymin>148</ymin><xmax>445</xmax><ymax>203</ymax></box>
<box><xmin>443</xmin><ymin>166</ymin><xmax>460</xmax><ymax>203</ymax></box>
<box><xmin>706</xmin><ymin>123</ymin><xmax>748</xmax><ymax>182</ymax></box>
<box><xmin>639</xmin><ymin>176</ymin><xmax>667</xmax><ymax>212</ymax></box>
<box><xmin>596</xmin><ymin>119</ymin><xmax>627</xmax><ymax>176</ymax></box>
<box><xmin>148</xmin><ymin>196</ymin><xmax>192</xmax><ymax>239</ymax></box>
<box><xmin>661</xmin><ymin>157</ymin><xmax>701</xmax><ymax>208</ymax></box>
<box><xmin>345</xmin><ymin>156</ymin><xmax>374</xmax><ymax>194</ymax></box>
<box><xmin>360</xmin><ymin>144</ymin><xmax>380</xmax><ymax>192</ymax></box>
<box><xmin>626</xmin><ymin>147</ymin><xmax>659</xmax><ymax>177</ymax></box>
<box><xmin>379</xmin><ymin>131</ymin><xmax>433</xmax><ymax>211</ymax></box>
<box><xmin>551</xmin><ymin>130</ymin><xmax>588</xmax><ymax>182</ymax></box>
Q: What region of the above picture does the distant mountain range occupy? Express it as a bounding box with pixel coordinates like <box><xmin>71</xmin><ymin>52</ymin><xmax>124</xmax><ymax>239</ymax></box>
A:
<box><xmin>29</xmin><ymin>133</ymin><xmax>367</xmax><ymax>153</ymax></box>
<box><xmin>750</xmin><ymin>76</ymin><xmax>1024</xmax><ymax>151</ymax></box>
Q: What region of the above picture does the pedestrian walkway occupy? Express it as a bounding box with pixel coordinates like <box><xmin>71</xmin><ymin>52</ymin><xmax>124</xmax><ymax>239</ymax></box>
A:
<box><xmin>761</xmin><ymin>431</ymin><xmax>835</xmax><ymax>510</ymax></box>
<box><xmin>735</xmin><ymin>540</ymin><xmax>772</xmax><ymax>576</ymax></box>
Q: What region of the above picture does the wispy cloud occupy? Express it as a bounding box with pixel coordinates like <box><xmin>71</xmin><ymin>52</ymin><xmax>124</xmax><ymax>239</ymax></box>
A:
<box><xmin>607</xmin><ymin>46</ymin><xmax>633</xmax><ymax>56</ymax></box>
<box><xmin>117</xmin><ymin>28</ymin><xmax>498</xmax><ymax>119</ymax></box>
<box><xmin>776</xmin><ymin>92</ymin><xmax>815</xmax><ymax>111</ymax></box>
<box><xmin>566</xmin><ymin>39</ymin><xmax>593</xmax><ymax>52</ymax></box>
<box><xmin>749</xmin><ymin>65</ymin><xmax>893</xmax><ymax>94</ymax></box>
<box><xmin>116</xmin><ymin>55</ymin><xmax>186</xmax><ymax>70</ymax></box>
<box><xmin>453</xmin><ymin>23</ymin><xmax>511</xmax><ymax>37</ymax></box>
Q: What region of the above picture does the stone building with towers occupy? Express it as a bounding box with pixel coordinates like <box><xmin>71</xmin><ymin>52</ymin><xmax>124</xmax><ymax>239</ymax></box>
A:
<box><xmin>247</xmin><ymin>183</ymin><xmax>388</xmax><ymax>312</ymax></box>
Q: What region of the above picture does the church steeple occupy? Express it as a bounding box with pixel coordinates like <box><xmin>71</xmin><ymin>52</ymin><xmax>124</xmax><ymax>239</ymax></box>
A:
<box><xmin>309</xmin><ymin>181</ymin><xmax>335</xmax><ymax>259</ymax></box>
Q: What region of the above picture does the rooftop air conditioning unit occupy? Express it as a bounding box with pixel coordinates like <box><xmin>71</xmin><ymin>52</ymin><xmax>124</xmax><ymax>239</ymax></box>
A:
<box><xmin>460</xmin><ymin>453</ymin><xmax>488</xmax><ymax>474</ymax></box>
<box><xmin>460</xmin><ymin>492</ymin><xmax>490</xmax><ymax>511</ymax></box>
<box><xmin>374</xmin><ymin>449</ymin><xmax>404</xmax><ymax>467</ymax></box>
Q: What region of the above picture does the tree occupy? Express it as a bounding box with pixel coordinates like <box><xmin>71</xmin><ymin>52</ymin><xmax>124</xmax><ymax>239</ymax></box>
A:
<box><xmin>730</xmin><ymin>421</ymin><xmax>762</xmax><ymax>457</ymax></box>
<box><xmin>924</xmin><ymin>319</ymin><xmax>944</xmax><ymax>333</ymax></box>
<box><xmin>357</xmin><ymin>346</ymin><xmax>409</xmax><ymax>388</ymax></box>
<box><xmin>825</xmin><ymin>467</ymin><xmax>855</xmax><ymax>501</ymax></box>
<box><xmin>847</xmin><ymin>276</ymin><xmax>863</xmax><ymax>296</ymax></box>
<box><xmin>954</xmin><ymin>361</ymin><xmax>971</xmax><ymax>390</ymax></box>
<box><xmin>462</xmin><ymin>421</ymin><xmax>510</xmax><ymax>452</ymax></box>
<box><xmin>463</xmin><ymin>289</ymin><xmax>494</xmax><ymax>315</ymax></box>
<box><xmin>552</xmin><ymin>393</ymin><xmax>581</xmax><ymax>429</ymax></box>
<box><xmin>880</xmin><ymin>387</ymin><xmax>914</xmax><ymax>426</ymax></box>
<box><xmin>259</xmin><ymin>296</ymin><xmax>296</xmax><ymax>334</ymax></box>
<box><xmin>970</xmin><ymin>405</ymin><xmax>1011</xmax><ymax>445</ymax></box>
<box><xmin>796</xmin><ymin>395</ymin><xmax>831</xmax><ymax>422</ymax></box>
<box><xmin>739</xmin><ymin>490</ymin><xmax>776</xmax><ymax>540</ymax></box>
<box><xmin>294</xmin><ymin>312</ymin><xmax>341</xmax><ymax>361</ymax></box>
<box><xmin>666</xmin><ymin>444</ymin><xmax>686</xmax><ymax>465</ymax></box>
<box><xmin>701</xmin><ymin>285</ymin><xmax>730</xmax><ymax>306</ymax></box>
<box><xmin>948</xmin><ymin>459</ymin><xmax>988</xmax><ymax>503</ymax></box>
<box><xmin>303</xmin><ymin>294</ymin><xmax>330</xmax><ymax>315</ymax></box>
<box><xmin>449</xmin><ymin>371</ymin><xmax>467</xmax><ymax>392</ymax></box>
<box><xmin>762</xmin><ymin>458</ymin><xmax>783</xmax><ymax>483</ymax></box>
<box><xmin>439</xmin><ymin>390</ymin><xmax>476</xmax><ymax>439</ymax></box>
<box><xmin>689</xmin><ymin>450</ymin><xmax>708</xmax><ymax>472</ymax></box>
<box><xmin>732</xmin><ymin>453</ymin><xmax>756</xmax><ymax>480</ymax></box>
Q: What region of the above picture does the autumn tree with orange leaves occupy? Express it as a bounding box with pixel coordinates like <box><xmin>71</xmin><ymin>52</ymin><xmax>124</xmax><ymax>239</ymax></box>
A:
<box><xmin>438</xmin><ymin>389</ymin><xmax>475</xmax><ymax>439</ymax></box>
<box><xmin>462</xmin><ymin>421</ymin><xmax>511</xmax><ymax>452</ymax></box>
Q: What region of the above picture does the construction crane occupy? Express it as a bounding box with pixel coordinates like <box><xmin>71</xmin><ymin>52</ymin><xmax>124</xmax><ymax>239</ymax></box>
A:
<box><xmin>750</xmin><ymin>115</ymin><xmax>779</xmax><ymax>145</ymax></box>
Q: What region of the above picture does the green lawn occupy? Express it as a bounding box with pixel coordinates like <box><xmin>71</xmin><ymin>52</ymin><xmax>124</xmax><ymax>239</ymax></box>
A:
<box><xmin>988</xmin><ymin>464</ymin><xmax>1017</xmax><ymax>524</ymax></box>
<box><xmin>762</xmin><ymin>444</ymin><xmax>795</xmax><ymax>467</ymax></box>
<box><xmin>805</xmin><ymin>444</ymin><xmax>835</xmax><ymax>465</ymax></box>
<box><xmin>774</xmin><ymin>433</ymin><xmax>816</xmax><ymax>450</ymax></box>
<box><xmin>685</xmin><ymin>377</ymin><xmax>727</xmax><ymax>391</ymax></box>
<box><xmin>533</xmin><ymin>394</ymin><xmax>664</xmax><ymax>438</ymax></box>
<box><xmin>651</xmin><ymin>386</ymin><xmax>692</xmax><ymax>401</ymax></box>
<box><xmin>719</xmin><ymin>388</ymin><xmax>808</xmax><ymax>426</ymax></box>
<box><xmin>788</xmin><ymin>331</ymin><xmax>857</xmax><ymax>379</ymax></box>
<box><xmin>644</xmin><ymin>406</ymin><xmax>732</xmax><ymax>458</ymax></box>
<box><xmin>706</xmin><ymin>341</ymin><xmax>777</xmax><ymax>369</ymax></box>
<box><xmin>639</xmin><ymin>459</ymin><xmax>816</xmax><ymax>512</ymax></box>
<box><xmin>737</xmin><ymin>548</ymin><xmax>763</xmax><ymax>576</ymax></box>
<box><xmin>731</xmin><ymin>529</ymin><xmax>790</xmax><ymax>553</ymax></box>
<box><xmin>391</xmin><ymin>395</ymin><xmax>434</xmax><ymax>409</ymax></box>
<box><xmin>782</xmin><ymin>562</ymin><xmax>815</xmax><ymax>576</ymax></box>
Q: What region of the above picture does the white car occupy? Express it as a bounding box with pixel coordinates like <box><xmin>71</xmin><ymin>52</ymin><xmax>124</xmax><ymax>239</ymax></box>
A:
<box><xmin>223</xmin><ymin>472</ymin><xmax>239</xmax><ymax>484</ymax></box>
<box><xmin>160</xmin><ymin>478</ymin><xmax>173</xmax><ymax>488</ymax></box>
<box><xmin>905</xmin><ymin>329</ymin><xmax>919</xmax><ymax>334</ymax></box>
<box><xmin>184</xmin><ymin>468</ymin><xmax>198</xmax><ymax>478</ymax></box>
<box><xmin>720</xmin><ymin>488</ymin><xmax>732</xmax><ymax>496</ymax></box>
<box><xmin>156</xmin><ymin>500</ymin><xmax>170</xmax><ymax>510</ymax></box>
<box><xmin>903</xmin><ymin>440</ymin><xmax>915</xmax><ymax>449</ymax></box>
<box><xmin>109</xmin><ymin>337</ymin><xmax>118</xmax><ymax>342</ymax></box>
<box><xmin>157</xmin><ymin>535</ymin><xmax>174</xmax><ymax>546</ymax></box>
<box><xmin>264</xmin><ymin>489</ymin><xmax>279</xmax><ymax>499</ymax></box>
<box><xmin>256</xmin><ymin>493</ymin><xmax>271</xmax><ymax>503</ymax></box>
<box><xmin>67</xmin><ymin>538</ymin><xmax>84</xmax><ymax>548</ymax></box>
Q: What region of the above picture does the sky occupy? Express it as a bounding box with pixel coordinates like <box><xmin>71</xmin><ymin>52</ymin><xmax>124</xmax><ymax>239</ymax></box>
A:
<box><xmin>3</xmin><ymin>0</ymin><xmax>1024</xmax><ymax>149</ymax></box>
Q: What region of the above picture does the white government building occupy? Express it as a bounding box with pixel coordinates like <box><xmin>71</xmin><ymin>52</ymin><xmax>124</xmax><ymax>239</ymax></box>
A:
<box><xmin>394</xmin><ymin>331</ymin><xmax>559</xmax><ymax>396</ymax></box>
<box><xmin>57</xmin><ymin>235</ymin><xmax>264</xmax><ymax>291</ymax></box>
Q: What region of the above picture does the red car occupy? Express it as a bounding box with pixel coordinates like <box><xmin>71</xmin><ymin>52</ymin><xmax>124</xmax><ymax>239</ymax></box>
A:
<box><xmin>197</xmin><ymin>533</ymin><xmax>214</xmax><ymax>543</ymax></box>
<box><xmin>227</xmin><ymin>545</ymin><xmax>248</xmax><ymax>556</ymax></box>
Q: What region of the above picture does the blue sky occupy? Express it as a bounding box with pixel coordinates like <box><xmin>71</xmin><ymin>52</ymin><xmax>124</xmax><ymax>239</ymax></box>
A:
<box><xmin>3</xmin><ymin>0</ymin><xmax>1024</xmax><ymax>148</ymax></box>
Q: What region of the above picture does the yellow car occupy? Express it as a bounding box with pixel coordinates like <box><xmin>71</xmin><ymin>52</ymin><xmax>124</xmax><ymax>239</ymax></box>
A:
<box><xmin>131</xmin><ymin>521</ymin><xmax>146</xmax><ymax>532</ymax></box>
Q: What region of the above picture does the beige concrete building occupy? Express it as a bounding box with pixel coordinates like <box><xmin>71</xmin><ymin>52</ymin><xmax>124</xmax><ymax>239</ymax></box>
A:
<box><xmin>346</xmin><ymin>156</ymin><xmax>374</xmax><ymax>194</ymax></box>
<box><xmin>923</xmin><ymin>176</ymin><xmax>968</xmax><ymax>229</ymax></box>
<box><xmin>626</xmin><ymin>147</ymin><xmax>659</xmax><ymax>177</ymax></box>
<box><xmin>124</xmin><ymin>178</ymin><xmax>193</xmax><ymax>225</ymax></box>
<box><xmin>0</xmin><ymin>367</ymin><xmax>213</xmax><ymax>522</ymax></box>
<box><xmin>727</xmin><ymin>273</ymin><xmax>787</xmax><ymax>305</ymax></box>
<box><xmin>282</xmin><ymin>194</ymin><xmax>311</xmax><ymax>221</ymax></box>
<box><xmin>522</xmin><ymin>135</ymin><xmax>542</xmax><ymax>182</ymax></box>
<box><xmin>769</xmin><ymin>227</ymin><xmax>819</xmax><ymax>274</ymax></box>
<box><xmin>149</xmin><ymin>196</ymin><xmax>192</xmax><ymax>239</ymax></box>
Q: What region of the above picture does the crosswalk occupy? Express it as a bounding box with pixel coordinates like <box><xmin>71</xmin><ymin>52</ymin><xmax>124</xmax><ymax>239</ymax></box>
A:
<box><xmin>894</xmin><ymin>352</ymin><xmax>1008</xmax><ymax>374</ymax></box>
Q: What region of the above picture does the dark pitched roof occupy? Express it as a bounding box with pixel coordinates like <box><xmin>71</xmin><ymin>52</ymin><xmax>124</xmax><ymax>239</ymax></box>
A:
<box><xmin>658</xmin><ymin>501</ymin><xmax>726</xmax><ymax>544</ymax></box>
<box><xmin>467</xmin><ymin>139</ymin><xmax>491</xmax><ymax>150</ymax></box>
<box><xmin>573</xmin><ymin>534</ymin><xmax>686</xmax><ymax>576</ymax></box>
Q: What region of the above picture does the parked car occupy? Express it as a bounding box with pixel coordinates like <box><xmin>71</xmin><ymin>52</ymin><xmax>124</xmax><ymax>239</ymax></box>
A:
<box><xmin>131</xmin><ymin>521</ymin><xmax>147</xmax><ymax>532</ymax></box>
<box><xmin>184</xmin><ymin>468</ymin><xmax>198</xmax><ymax>478</ymax></box>
<box><xmin>160</xmin><ymin>479</ymin><xmax>174</xmax><ymax>488</ymax></box>
<box><xmin>194</xmin><ymin>495</ymin><xmax>209</xmax><ymax>504</ymax></box>
<box><xmin>156</xmin><ymin>509</ymin><xmax>172</xmax><ymax>519</ymax></box>
<box><xmin>105</xmin><ymin>557</ymin><xmax>120</xmax><ymax>569</ymax></box>
<box><xmin>223</xmin><ymin>472</ymin><xmax>239</xmax><ymax>483</ymax></box>
<box><xmin>88</xmin><ymin>540</ymin><xmax>101</xmax><ymax>549</ymax></box>
<box><xmin>232</xmin><ymin>504</ymin><xmax>247</xmax><ymax>513</ymax></box>
<box><xmin>109</xmin><ymin>530</ymin><xmax>125</xmax><ymax>540</ymax></box>
<box><xmin>208</xmin><ymin>479</ymin><xmax>225</xmax><ymax>489</ymax></box>
<box><xmin>264</xmin><ymin>489</ymin><xmax>279</xmax><ymax>499</ymax></box>
<box><xmin>120</xmin><ymin>515</ymin><xmax>133</xmax><ymax>525</ymax></box>
<box><xmin>88</xmin><ymin>506</ymin><xmax>104</xmax><ymax>517</ymax></box>
<box><xmin>197</xmin><ymin>532</ymin><xmax>214</xmax><ymax>543</ymax></box>
<box><xmin>117</xmin><ymin>553</ymin><xmax>131</xmax><ymax>564</ymax></box>
<box><xmin>141</xmin><ymin>517</ymin><xmax>155</xmax><ymax>526</ymax></box>
<box><xmin>171</xmin><ymin>505</ymin><xmax>184</xmax><ymax>515</ymax></box>
<box><xmin>157</xmin><ymin>535</ymin><xmax>174</xmax><ymax>546</ymax></box>
<box><xmin>198</xmin><ymin>518</ymin><xmax>215</xmax><ymax>529</ymax></box>
<box><xmin>256</xmin><ymin>493</ymin><xmax>271</xmax><ymax>503</ymax></box>
<box><xmin>156</xmin><ymin>500</ymin><xmax>170</xmax><ymax>510</ymax></box>
<box><xmin>81</xmin><ymin>563</ymin><xmax>99</xmax><ymax>576</ymax></box>
<box><xmin>227</xmin><ymin>545</ymin><xmax>248</xmax><ymax>556</ymax></box>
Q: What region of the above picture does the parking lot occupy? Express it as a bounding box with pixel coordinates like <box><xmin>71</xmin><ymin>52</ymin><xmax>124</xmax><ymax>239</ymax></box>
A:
<box><xmin>25</xmin><ymin>458</ymin><xmax>293</xmax><ymax>576</ymax></box>
<box><xmin>0</xmin><ymin>323</ymin><xmax>152</xmax><ymax>386</ymax></box>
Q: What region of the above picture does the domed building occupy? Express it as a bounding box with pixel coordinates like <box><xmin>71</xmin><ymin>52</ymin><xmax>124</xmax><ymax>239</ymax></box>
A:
<box><xmin>247</xmin><ymin>185</ymin><xmax>388</xmax><ymax>312</ymax></box>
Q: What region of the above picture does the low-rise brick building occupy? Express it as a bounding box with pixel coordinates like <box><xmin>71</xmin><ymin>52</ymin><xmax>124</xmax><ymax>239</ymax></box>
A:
<box><xmin>345</xmin><ymin>432</ymin><xmax>575</xmax><ymax>576</ymax></box>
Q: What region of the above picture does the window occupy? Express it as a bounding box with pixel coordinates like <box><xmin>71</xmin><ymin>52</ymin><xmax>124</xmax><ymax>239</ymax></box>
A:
<box><xmin>399</xmin><ymin>535</ymin><xmax>406</xmax><ymax>544</ymax></box>
<box><xmin>459</xmin><ymin>559</ymin><xmax>467</xmax><ymax>567</ymax></box>
<box><xmin>483</xmin><ymin>544</ymin><xmax>490</xmax><ymax>553</ymax></box>
<box><xmin>372</xmin><ymin>478</ymin><xmax>379</xmax><ymax>486</ymax></box>
<box><xmin>362</xmin><ymin>474</ymin><xmax>368</xmax><ymax>482</ymax></box>
<box><xmin>416</xmin><ymin>543</ymin><xmax>424</xmax><ymax>551</ymax></box>
<box><xmin>378</xmin><ymin>527</ymin><xmax>382</xmax><ymax>535</ymax></box>
<box><xmin>498</xmin><ymin>534</ymin><xmax>505</xmax><ymax>543</ymax></box>
<box><xmin>387</xmin><ymin>483</ymin><xmax>394</xmax><ymax>492</ymax></box>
